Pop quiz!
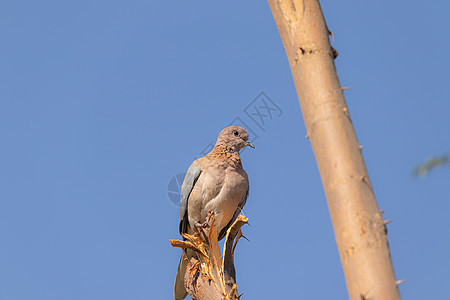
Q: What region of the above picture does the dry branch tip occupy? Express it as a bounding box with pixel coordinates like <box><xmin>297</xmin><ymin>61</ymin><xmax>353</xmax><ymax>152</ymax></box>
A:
<box><xmin>171</xmin><ymin>214</ymin><xmax>247</xmax><ymax>300</ymax></box>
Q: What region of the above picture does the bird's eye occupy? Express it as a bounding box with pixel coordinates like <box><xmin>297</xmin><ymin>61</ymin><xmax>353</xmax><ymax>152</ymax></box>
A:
<box><xmin>232</xmin><ymin>130</ymin><xmax>239</xmax><ymax>136</ymax></box>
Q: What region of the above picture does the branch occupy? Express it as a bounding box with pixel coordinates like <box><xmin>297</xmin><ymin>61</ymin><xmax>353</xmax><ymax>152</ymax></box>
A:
<box><xmin>267</xmin><ymin>1</ymin><xmax>401</xmax><ymax>299</ymax></box>
<box><xmin>170</xmin><ymin>214</ymin><xmax>248</xmax><ymax>300</ymax></box>
<box><xmin>413</xmin><ymin>154</ymin><xmax>450</xmax><ymax>177</ymax></box>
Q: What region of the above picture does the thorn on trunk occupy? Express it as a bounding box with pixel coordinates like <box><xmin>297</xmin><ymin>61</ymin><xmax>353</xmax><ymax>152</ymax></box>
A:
<box><xmin>396</xmin><ymin>279</ymin><xmax>408</xmax><ymax>285</ymax></box>
<box><xmin>384</xmin><ymin>219</ymin><xmax>394</xmax><ymax>225</ymax></box>
<box><xmin>331</xmin><ymin>46</ymin><xmax>338</xmax><ymax>59</ymax></box>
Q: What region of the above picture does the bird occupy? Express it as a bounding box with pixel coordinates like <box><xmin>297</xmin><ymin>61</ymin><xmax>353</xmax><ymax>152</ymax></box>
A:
<box><xmin>173</xmin><ymin>126</ymin><xmax>254</xmax><ymax>300</ymax></box>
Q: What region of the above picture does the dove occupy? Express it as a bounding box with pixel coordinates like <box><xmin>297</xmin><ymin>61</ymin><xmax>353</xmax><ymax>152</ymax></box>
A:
<box><xmin>174</xmin><ymin>126</ymin><xmax>254</xmax><ymax>300</ymax></box>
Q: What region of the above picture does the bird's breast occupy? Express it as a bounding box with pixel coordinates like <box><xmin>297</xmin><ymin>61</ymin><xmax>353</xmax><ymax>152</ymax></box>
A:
<box><xmin>201</xmin><ymin>169</ymin><xmax>248</xmax><ymax>231</ymax></box>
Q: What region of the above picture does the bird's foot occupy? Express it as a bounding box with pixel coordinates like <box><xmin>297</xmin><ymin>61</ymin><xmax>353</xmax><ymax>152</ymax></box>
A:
<box><xmin>194</xmin><ymin>221</ymin><xmax>209</xmax><ymax>229</ymax></box>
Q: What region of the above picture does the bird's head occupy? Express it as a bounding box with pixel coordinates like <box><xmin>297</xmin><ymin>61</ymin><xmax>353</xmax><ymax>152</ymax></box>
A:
<box><xmin>215</xmin><ymin>126</ymin><xmax>255</xmax><ymax>153</ymax></box>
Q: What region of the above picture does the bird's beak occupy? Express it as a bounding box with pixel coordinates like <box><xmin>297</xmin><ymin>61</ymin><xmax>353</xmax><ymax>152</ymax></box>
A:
<box><xmin>245</xmin><ymin>141</ymin><xmax>255</xmax><ymax>149</ymax></box>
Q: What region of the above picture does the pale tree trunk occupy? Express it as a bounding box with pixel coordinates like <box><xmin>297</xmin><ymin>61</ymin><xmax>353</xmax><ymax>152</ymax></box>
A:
<box><xmin>267</xmin><ymin>1</ymin><xmax>401</xmax><ymax>299</ymax></box>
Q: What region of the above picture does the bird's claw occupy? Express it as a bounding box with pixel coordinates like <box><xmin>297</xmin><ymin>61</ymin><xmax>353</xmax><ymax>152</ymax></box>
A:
<box><xmin>194</xmin><ymin>221</ymin><xmax>209</xmax><ymax>229</ymax></box>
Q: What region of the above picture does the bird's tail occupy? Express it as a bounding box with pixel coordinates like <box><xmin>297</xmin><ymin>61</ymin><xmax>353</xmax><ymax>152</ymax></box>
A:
<box><xmin>173</xmin><ymin>254</ymin><xmax>189</xmax><ymax>300</ymax></box>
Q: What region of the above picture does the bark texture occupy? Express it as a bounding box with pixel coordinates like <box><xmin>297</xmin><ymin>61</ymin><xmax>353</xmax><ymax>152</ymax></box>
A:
<box><xmin>267</xmin><ymin>1</ymin><xmax>401</xmax><ymax>299</ymax></box>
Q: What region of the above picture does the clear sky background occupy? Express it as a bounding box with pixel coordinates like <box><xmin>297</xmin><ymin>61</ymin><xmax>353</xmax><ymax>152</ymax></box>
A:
<box><xmin>1</xmin><ymin>1</ymin><xmax>449</xmax><ymax>299</ymax></box>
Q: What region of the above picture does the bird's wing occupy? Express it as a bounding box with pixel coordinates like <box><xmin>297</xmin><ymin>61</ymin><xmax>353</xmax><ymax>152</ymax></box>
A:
<box><xmin>179</xmin><ymin>163</ymin><xmax>202</xmax><ymax>235</ymax></box>
<box><xmin>218</xmin><ymin>183</ymin><xmax>249</xmax><ymax>240</ymax></box>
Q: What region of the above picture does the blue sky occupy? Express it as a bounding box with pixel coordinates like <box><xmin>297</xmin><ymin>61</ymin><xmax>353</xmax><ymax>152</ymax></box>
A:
<box><xmin>1</xmin><ymin>1</ymin><xmax>449</xmax><ymax>299</ymax></box>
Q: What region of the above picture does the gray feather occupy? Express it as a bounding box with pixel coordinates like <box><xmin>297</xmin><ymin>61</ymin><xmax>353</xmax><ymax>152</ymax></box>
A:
<box><xmin>179</xmin><ymin>164</ymin><xmax>201</xmax><ymax>235</ymax></box>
